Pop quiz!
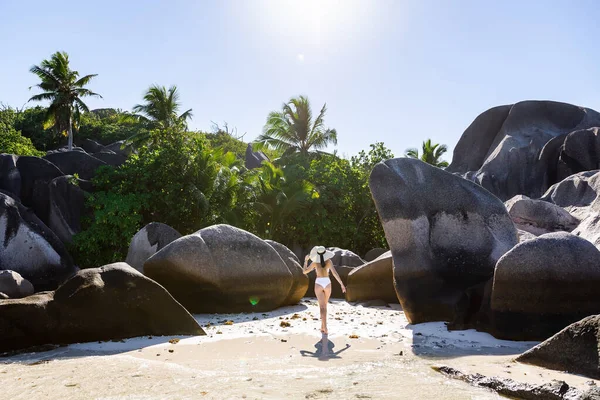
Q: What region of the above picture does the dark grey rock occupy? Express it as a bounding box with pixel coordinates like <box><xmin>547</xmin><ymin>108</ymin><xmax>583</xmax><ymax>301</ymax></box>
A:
<box><xmin>92</xmin><ymin>152</ymin><xmax>127</xmax><ymax>166</ymax></box>
<box><xmin>245</xmin><ymin>143</ymin><xmax>269</xmax><ymax>169</ymax></box>
<box><xmin>449</xmin><ymin>101</ymin><xmax>600</xmax><ymax>200</ymax></box>
<box><xmin>47</xmin><ymin>176</ymin><xmax>88</xmax><ymax>244</ymax></box>
<box><xmin>0</xmin><ymin>191</ymin><xmax>76</xmax><ymax>291</ymax></box>
<box><xmin>541</xmin><ymin>170</ymin><xmax>600</xmax><ymax>210</ymax></box>
<box><xmin>346</xmin><ymin>251</ymin><xmax>398</xmax><ymax>304</ymax></box>
<box><xmin>0</xmin><ymin>270</ymin><xmax>34</xmax><ymax>298</ymax></box>
<box><xmin>434</xmin><ymin>365</ymin><xmax>600</xmax><ymax>400</ymax></box>
<box><xmin>126</xmin><ymin>222</ymin><xmax>182</xmax><ymax>273</ymax></box>
<box><xmin>43</xmin><ymin>151</ymin><xmax>107</xmax><ymax>180</ymax></box>
<box><xmin>327</xmin><ymin>247</ymin><xmax>366</xmax><ymax>268</ymax></box>
<box><xmin>505</xmin><ymin>195</ymin><xmax>579</xmax><ymax>235</ymax></box>
<box><xmin>105</xmin><ymin>140</ymin><xmax>134</xmax><ymax>157</ymax></box>
<box><xmin>80</xmin><ymin>139</ymin><xmax>106</xmax><ymax>154</ymax></box>
<box><xmin>0</xmin><ymin>154</ymin><xmax>21</xmax><ymax>200</ymax></box>
<box><xmin>0</xmin><ymin>263</ymin><xmax>205</xmax><ymax>353</ymax></box>
<box><xmin>144</xmin><ymin>224</ymin><xmax>294</xmax><ymax>313</ymax></box>
<box><xmin>363</xmin><ymin>248</ymin><xmax>388</xmax><ymax>262</ymax></box>
<box><xmin>369</xmin><ymin>157</ymin><xmax>517</xmax><ymax>324</ymax></box>
<box><xmin>16</xmin><ymin>156</ymin><xmax>63</xmax><ymax>224</ymax></box>
<box><xmin>46</xmin><ymin>146</ymin><xmax>86</xmax><ymax>154</ymax></box>
<box><xmin>517</xmin><ymin>229</ymin><xmax>537</xmax><ymax>242</ymax></box>
<box><xmin>447</xmin><ymin>104</ymin><xmax>512</xmax><ymax>174</ymax></box>
<box><xmin>517</xmin><ymin>314</ymin><xmax>600</xmax><ymax>380</ymax></box>
<box><xmin>265</xmin><ymin>240</ymin><xmax>308</xmax><ymax>305</ymax></box>
<box><xmin>556</xmin><ymin>128</ymin><xmax>600</xmax><ymax>183</ymax></box>
<box><xmin>490</xmin><ymin>232</ymin><xmax>600</xmax><ymax>340</ymax></box>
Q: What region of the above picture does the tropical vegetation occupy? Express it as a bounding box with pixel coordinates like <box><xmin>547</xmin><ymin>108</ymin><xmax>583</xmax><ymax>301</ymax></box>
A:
<box><xmin>405</xmin><ymin>138</ymin><xmax>449</xmax><ymax>167</ymax></box>
<box><xmin>1</xmin><ymin>51</ymin><xmax>451</xmax><ymax>266</ymax></box>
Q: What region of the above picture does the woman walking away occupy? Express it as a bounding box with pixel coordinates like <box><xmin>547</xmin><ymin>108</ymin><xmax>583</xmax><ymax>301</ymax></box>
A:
<box><xmin>302</xmin><ymin>246</ymin><xmax>346</xmax><ymax>335</ymax></box>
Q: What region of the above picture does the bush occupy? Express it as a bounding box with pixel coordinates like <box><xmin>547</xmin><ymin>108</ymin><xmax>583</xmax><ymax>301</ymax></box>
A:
<box><xmin>0</xmin><ymin>126</ymin><xmax>44</xmax><ymax>156</ymax></box>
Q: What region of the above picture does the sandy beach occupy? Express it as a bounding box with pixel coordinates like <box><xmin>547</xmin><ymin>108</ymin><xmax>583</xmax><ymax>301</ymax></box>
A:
<box><xmin>2</xmin><ymin>299</ymin><xmax>597</xmax><ymax>399</ymax></box>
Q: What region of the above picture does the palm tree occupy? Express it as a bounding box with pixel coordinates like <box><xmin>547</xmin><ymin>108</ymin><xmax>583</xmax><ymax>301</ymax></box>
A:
<box><xmin>133</xmin><ymin>85</ymin><xmax>193</xmax><ymax>130</ymax></box>
<box><xmin>29</xmin><ymin>51</ymin><xmax>101</xmax><ymax>151</ymax></box>
<box><xmin>405</xmin><ymin>139</ymin><xmax>449</xmax><ymax>168</ymax></box>
<box><xmin>254</xmin><ymin>95</ymin><xmax>337</xmax><ymax>156</ymax></box>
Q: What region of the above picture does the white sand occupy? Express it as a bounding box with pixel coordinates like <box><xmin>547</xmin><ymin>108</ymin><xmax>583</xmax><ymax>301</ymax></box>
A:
<box><xmin>2</xmin><ymin>299</ymin><xmax>597</xmax><ymax>399</ymax></box>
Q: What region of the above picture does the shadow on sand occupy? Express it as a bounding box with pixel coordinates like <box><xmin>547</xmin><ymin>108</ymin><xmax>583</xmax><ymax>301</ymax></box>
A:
<box><xmin>299</xmin><ymin>334</ymin><xmax>351</xmax><ymax>361</ymax></box>
<box><xmin>405</xmin><ymin>322</ymin><xmax>539</xmax><ymax>359</ymax></box>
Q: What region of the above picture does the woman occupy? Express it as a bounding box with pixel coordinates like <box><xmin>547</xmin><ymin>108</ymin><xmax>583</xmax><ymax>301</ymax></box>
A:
<box><xmin>302</xmin><ymin>246</ymin><xmax>346</xmax><ymax>335</ymax></box>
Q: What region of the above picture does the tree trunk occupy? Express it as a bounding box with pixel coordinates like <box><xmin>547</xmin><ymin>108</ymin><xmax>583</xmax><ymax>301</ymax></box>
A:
<box><xmin>68</xmin><ymin>114</ymin><xmax>73</xmax><ymax>151</ymax></box>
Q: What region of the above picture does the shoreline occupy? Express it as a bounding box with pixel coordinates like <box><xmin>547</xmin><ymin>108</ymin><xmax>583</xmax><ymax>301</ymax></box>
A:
<box><xmin>2</xmin><ymin>299</ymin><xmax>597</xmax><ymax>399</ymax></box>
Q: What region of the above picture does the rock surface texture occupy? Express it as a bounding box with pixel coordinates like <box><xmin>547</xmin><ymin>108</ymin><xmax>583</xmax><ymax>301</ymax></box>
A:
<box><xmin>144</xmin><ymin>224</ymin><xmax>294</xmax><ymax>313</ymax></box>
<box><xmin>126</xmin><ymin>222</ymin><xmax>182</xmax><ymax>273</ymax></box>
<box><xmin>0</xmin><ymin>192</ymin><xmax>76</xmax><ymax>291</ymax></box>
<box><xmin>490</xmin><ymin>232</ymin><xmax>600</xmax><ymax>340</ymax></box>
<box><xmin>369</xmin><ymin>158</ymin><xmax>518</xmax><ymax>324</ymax></box>
<box><xmin>0</xmin><ymin>263</ymin><xmax>204</xmax><ymax>353</ymax></box>
<box><xmin>265</xmin><ymin>239</ymin><xmax>308</xmax><ymax>305</ymax></box>
<box><xmin>346</xmin><ymin>251</ymin><xmax>398</xmax><ymax>304</ymax></box>
<box><xmin>447</xmin><ymin>101</ymin><xmax>600</xmax><ymax>200</ymax></box>
<box><xmin>517</xmin><ymin>314</ymin><xmax>600</xmax><ymax>380</ymax></box>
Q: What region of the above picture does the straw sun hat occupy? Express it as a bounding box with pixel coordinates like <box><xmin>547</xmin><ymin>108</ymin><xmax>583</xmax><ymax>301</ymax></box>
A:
<box><xmin>309</xmin><ymin>246</ymin><xmax>335</xmax><ymax>263</ymax></box>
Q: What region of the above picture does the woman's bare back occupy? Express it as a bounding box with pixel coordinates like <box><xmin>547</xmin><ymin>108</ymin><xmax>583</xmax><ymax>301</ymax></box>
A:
<box><xmin>314</xmin><ymin>260</ymin><xmax>332</xmax><ymax>277</ymax></box>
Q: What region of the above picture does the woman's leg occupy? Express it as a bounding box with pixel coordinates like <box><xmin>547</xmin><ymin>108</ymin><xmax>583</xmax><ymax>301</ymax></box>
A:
<box><xmin>315</xmin><ymin>284</ymin><xmax>332</xmax><ymax>334</ymax></box>
<box><xmin>315</xmin><ymin>286</ymin><xmax>328</xmax><ymax>334</ymax></box>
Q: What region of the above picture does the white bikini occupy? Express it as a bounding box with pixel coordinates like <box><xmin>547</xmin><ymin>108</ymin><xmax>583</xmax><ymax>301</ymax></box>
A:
<box><xmin>314</xmin><ymin>261</ymin><xmax>332</xmax><ymax>289</ymax></box>
<box><xmin>315</xmin><ymin>276</ymin><xmax>331</xmax><ymax>289</ymax></box>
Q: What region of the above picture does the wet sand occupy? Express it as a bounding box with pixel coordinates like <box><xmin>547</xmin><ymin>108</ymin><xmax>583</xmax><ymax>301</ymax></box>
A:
<box><xmin>2</xmin><ymin>299</ymin><xmax>596</xmax><ymax>399</ymax></box>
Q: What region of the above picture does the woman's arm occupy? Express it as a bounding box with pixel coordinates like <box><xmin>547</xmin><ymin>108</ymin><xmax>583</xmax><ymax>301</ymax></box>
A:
<box><xmin>302</xmin><ymin>255</ymin><xmax>315</xmax><ymax>275</ymax></box>
<box><xmin>328</xmin><ymin>261</ymin><xmax>346</xmax><ymax>293</ymax></box>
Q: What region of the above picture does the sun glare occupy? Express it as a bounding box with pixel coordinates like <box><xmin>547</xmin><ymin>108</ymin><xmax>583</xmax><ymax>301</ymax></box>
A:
<box><xmin>256</xmin><ymin>0</ymin><xmax>371</xmax><ymax>50</ymax></box>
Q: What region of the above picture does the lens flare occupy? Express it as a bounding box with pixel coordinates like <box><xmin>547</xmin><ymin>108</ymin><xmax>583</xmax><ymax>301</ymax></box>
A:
<box><xmin>249</xmin><ymin>296</ymin><xmax>260</xmax><ymax>306</ymax></box>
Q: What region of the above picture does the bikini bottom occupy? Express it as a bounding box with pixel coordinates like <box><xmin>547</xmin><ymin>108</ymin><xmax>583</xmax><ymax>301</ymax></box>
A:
<box><xmin>315</xmin><ymin>277</ymin><xmax>331</xmax><ymax>289</ymax></box>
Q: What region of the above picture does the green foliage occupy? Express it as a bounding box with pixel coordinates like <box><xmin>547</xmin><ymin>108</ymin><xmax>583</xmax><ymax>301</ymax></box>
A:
<box><xmin>405</xmin><ymin>139</ymin><xmax>449</xmax><ymax>168</ymax></box>
<box><xmin>0</xmin><ymin>126</ymin><xmax>44</xmax><ymax>156</ymax></box>
<box><xmin>70</xmin><ymin>128</ymin><xmax>252</xmax><ymax>265</ymax></box>
<box><xmin>78</xmin><ymin>109</ymin><xmax>147</xmax><ymax>145</ymax></box>
<box><xmin>249</xmin><ymin>161</ymin><xmax>316</xmax><ymax>240</ymax></box>
<box><xmin>69</xmin><ymin>191</ymin><xmax>145</xmax><ymax>267</ymax></box>
<box><xmin>254</xmin><ymin>95</ymin><xmax>337</xmax><ymax>156</ymax></box>
<box><xmin>273</xmin><ymin>142</ymin><xmax>394</xmax><ymax>256</ymax></box>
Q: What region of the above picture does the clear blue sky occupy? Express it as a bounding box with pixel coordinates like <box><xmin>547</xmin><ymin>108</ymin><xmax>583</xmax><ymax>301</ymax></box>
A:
<box><xmin>1</xmin><ymin>0</ymin><xmax>599</xmax><ymax>161</ymax></box>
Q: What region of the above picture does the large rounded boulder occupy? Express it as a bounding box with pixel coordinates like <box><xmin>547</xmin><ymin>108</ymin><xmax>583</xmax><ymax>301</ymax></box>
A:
<box><xmin>43</xmin><ymin>151</ymin><xmax>107</xmax><ymax>180</ymax></box>
<box><xmin>346</xmin><ymin>251</ymin><xmax>398</xmax><ymax>304</ymax></box>
<box><xmin>144</xmin><ymin>224</ymin><xmax>294</xmax><ymax>313</ymax></box>
<box><xmin>47</xmin><ymin>175</ymin><xmax>88</xmax><ymax>244</ymax></box>
<box><xmin>0</xmin><ymin>270</ymin><xmax>34</xmax><ymax>299</ymax></box>
<box><xmin>490</xmin><ymin>232</ymin><xmax>600</xmax><ymax>340</ymax></box>
<box><xmin>265</xmin><ymin>240</ymin><xmax>308</xmax><ymax>305</ymax></box>
<box><xmin>0</xmin><ymin>192</ymin><xmax>76</xmax><ymax>291</ymax></box>
<box><xmin>369</xmin><ymin>158</ymin><xmax>518</xmax><ymax>324</ymax></box>
<box><xmin>327</xmin><ymin>247</ymin><xmax>366</xmax><ymax>267</ymax></box>
<box><xmin>126</xmin><ymin>222</ymin><xmax>182</xmax><ymax>273</ymax></box>
<box><xmin>517</xmin><ymin>314</ymin><xmax>600</xmax><ymax>379</ymax></box>
<box><xmin>504</xmin><ymin>195</ymin><xmax>579</xmax><ymax>235</ymax></box>
<box><xmin>0</xmin><ymin>154</ymin><xmax>21</xmax><ymax>200</ymax></box>
<box><xmin>448</xmin><ymin>101</ymin><xmax>600</xmax><ymax>200</ymax></box>
<box><xmin>16</xmin><ymin>156</ymin><xmax>63</xmax><ymax>224</ymax></box>
<box><xmin>555</xmin><ymin>127</ymin><xmax>600</xmax><ymax>183</ymax></box>
<box><xmin>0</xmin><ymin>263</ymin><xmax>205</xmax><ymax>353</ymax></box>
